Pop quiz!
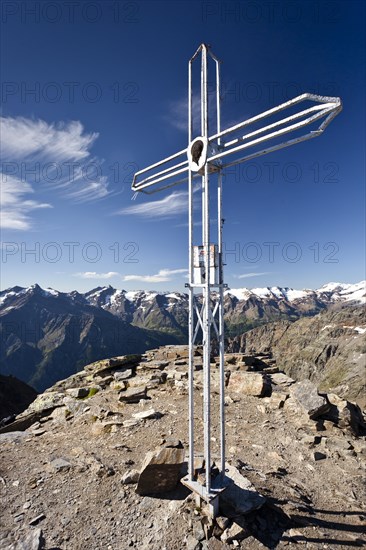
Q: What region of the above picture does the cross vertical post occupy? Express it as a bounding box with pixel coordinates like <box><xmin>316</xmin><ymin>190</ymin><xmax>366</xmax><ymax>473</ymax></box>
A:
<box><xmin>186</xmin><ymin>45</ymin><xmax>226</xmax><ymax>502</ymax></box>
<box><xmin>131</xmin><ymin>43</ymin><xmax>342</xmax><ymax>516</ymax></box>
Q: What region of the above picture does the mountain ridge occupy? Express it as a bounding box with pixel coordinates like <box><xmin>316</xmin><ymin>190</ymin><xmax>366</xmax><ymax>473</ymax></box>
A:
<box><xmin>0</xmin><ymin>281</ymin><xmax>364</xmax><ymax>393</ymax></box>
<box><xmin>1</xmin><ymin>280</ymin><xmax>365</xmax><ymax>309</ymax></box>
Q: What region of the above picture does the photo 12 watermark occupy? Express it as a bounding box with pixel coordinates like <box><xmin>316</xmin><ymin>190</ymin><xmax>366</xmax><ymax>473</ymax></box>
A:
<box><xmin>1</xmin><ymin>160</ymin><xmax>139</xmax><ymax>187</ymax></box>
<box><xmin>1</xmin><ymin>241</ymin><xmax>140</xmax><ymax>264</ymax></box>
<box><xmin>1</xmin><ymin>1</ymin><xmax>141</xmax><ymax>24</ymax></box>
<box><xmin>222</xmin><ymin>160</ymin><xmax>340</xmax><ymax>184</ymax></box>
<box><xmin>222</xmin><ymin>241</ymin><xmax>340</xmax><ymax>264</ymax></box>
<box><xmin>215</xmin><ymin>79</ymin><xmax>340</xmax><ymax>106</ymax></box>
<box><xmin>1</xmin><ymin>81</ymin><xmax>140</xmax><ymax>105</ymax></box>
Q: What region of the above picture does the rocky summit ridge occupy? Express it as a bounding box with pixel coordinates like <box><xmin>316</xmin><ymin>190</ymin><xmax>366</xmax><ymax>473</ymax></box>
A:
<box><xmin>0</xmin><ymin>345</ymin><xmax>365</xmax><ymax>549</ymax></box>
<box><xmin>228</xmin><ymin>304</ymin><xmax>366</xmax><ymax>407</ymax></box>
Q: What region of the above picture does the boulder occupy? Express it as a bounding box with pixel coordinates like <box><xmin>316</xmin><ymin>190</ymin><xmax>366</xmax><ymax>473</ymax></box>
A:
<box><xmin>113</xmin><ymin>369</ymin><xmax>133</xmax><ymax>381</ymax></box>
<box><xmin>228</xmin><ymin>372</ymin><xmax>270</xmax><ymax>397</ymax></box>
<box><xmin>136</xmin><ymin>442</ymin><xmax>185</xmax><ymax>495</ymax></box>
<box><xmin>28</xmin><ymin>392</ymin><xmax>66</xmax><ymax>413</ymax></box>
<box><xmin>84</xmin><ymin>355</ymin><xmax>141</xmax><ymax>376</ymax></box>
<box><xmin>321</xmin><ymin>393</ymin><xmax>366</xmax><ymax>435</ymax></box>
<box><xmin>291</xmin><ymin>380</ymin><xmax>330</xmax><ymax>419</ymax></box>
<box><xmin>221</xmin><ymin>520</ymin><xmax>249</xmax><ymax>543</ymax></box>
<box><xmin>7</xmin><ymin>528</ymin><xmax>44</xmax><ymax>550</ymax></box>
<box><xmin>118</xmin><ymin>386</ymin><xmax>147</xmax><ymax>404</ymax></box>
<box><xmin>65</xmin><ymin>388</ymin><xmax>89</xmax><ymax>399</ymax></box>
<box><xmin>217</xmin><ymin>465</ymin><xmax>266</xmax><ymax>517</ymax></box>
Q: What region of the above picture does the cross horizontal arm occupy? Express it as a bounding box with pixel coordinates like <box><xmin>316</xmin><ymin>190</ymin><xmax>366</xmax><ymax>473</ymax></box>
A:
<box><xmin>132</xmin><ymin>93</ymin><xmax>341</xmax><ymax>194</ymax></box>
<box><xmin>209</xmin><ymin>93</ymin><xmax>340</xmax><ymax>141</ymax></box>
<box><xmin>209</xmin><ymin>103</ymin><xmax>338</xmax><ymax>163</ymax></box>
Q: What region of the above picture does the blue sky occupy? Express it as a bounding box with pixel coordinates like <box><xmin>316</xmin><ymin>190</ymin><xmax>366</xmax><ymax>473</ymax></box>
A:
<box><xmin>0</xmin><ymin>0</ymin><xmax>365</xmax><ymax>293</ymax></box>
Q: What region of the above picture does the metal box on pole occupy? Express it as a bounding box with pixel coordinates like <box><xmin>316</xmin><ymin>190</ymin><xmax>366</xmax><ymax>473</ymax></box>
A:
<box><xmin>193</xmin><ymin>245</ymin><xmax>219</xmax><ymax>285</ymax></box>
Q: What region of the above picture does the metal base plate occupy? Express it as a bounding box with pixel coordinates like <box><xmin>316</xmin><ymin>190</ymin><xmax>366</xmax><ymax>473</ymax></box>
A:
<box><xmin>181</xmin><ymin>474</ymin><xmax>232</xmax><ymax>518</ymax></box>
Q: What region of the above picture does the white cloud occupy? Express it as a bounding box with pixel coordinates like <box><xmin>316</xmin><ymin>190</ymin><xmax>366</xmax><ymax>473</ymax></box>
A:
<box><xmin>0</xmin><ymin>116</ymin><xmax>109</xmax><ymax>230</ymax></box>
<box><xmin>74</xmin><ymin>271</ymin><xmax>120</xmax><ymax>279</ymax></box>
<box><xmin>73</xmin><ymin>268</ymin><xmax>188</xmax><ymax>283</ymax></box>
<box><xmin>1</xmin><ymin>117</ymin><xmax>97</xmax><ymax>162</ymax></box>
<box><xmin>236</xmin><ymin>272</ymin><xmax>270</xmax><ymax>279</ymax></box>
<box><xmin>118</xmin><ymin>190</ymin><xmax>188</xmax><ymax>219</ymax></box>
<box><xmin>119</xmin><ymin>180</ymin><xmax>202</xmax><ymax>220</ymax></box>
<box><xmin>0</xmin><ymin>176</ymin><xmax>52</xmax><ymax>230</ymax></box>
<box><xmin>123</xmin><ymin>268</ymin><xmax>187</xmax><ymax>283</ymax></box>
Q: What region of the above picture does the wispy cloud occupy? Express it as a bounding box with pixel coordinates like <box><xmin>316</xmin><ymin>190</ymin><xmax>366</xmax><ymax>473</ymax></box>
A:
<box><xmin>74</xmin><ymin>271</ymin><xmax>120</xmax><ymax>279</ymax></box>
<box><xmin>0</xmin><ymin>116</ymin><xmax>109</xmax><ymax>230</ymax></box>
<box><xmin>119</xmin><ymin>180</ymin><xmax>202</xmax><ymax>220</ymax></box>
<box><xmin>118</xmin><ymin>191</ymin><xmax>188</xmax><ymax>219</ymax></box>
<box><xmin>0</xmin><ymin>176</ymin><xmax>52</xmax><ymax>230</ymax></box>
<box><xmin>123</xmin><ymin>268</ymin><xmax>187</xmax><ymax>283</ymax></box>
<box><xmin>165</xmin><ymin>95</ymin><xmax>202</xmax><ymax>132</ymax></box>
<box><xmin>1</xmin><ymin>117</ymin><xmax>97</xmax><ymax>162</ymax></box>
<box><xmin>73</xmin><ymin>268</ymin><xmax>188</xmax><ymax>283</ymax></box>
<box><xmin>236</xmin><ymin>272</ymin><xmax>270</xmax><ymax>279</ymax></box>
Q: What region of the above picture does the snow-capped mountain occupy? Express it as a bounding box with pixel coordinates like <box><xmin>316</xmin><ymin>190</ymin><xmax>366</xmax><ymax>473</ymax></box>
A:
<box><xmin>226</xmin><ymin>281</ymin><xmax>366</xmax><ymax>304</ymax></box>
<box><xmin>1</xmin><ymin>281</ymin><xmax>364</xmax><ymax>323</ymax></box>
<box><xmin>0</xmin><ymin>281</ymin><xmax>364</xmax><ymax>392</ymax></box>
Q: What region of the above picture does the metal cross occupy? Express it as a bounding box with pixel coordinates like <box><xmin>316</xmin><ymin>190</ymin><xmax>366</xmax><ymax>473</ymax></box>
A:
<box><xmin>132</xmin><ymin>43</ymin><xmax>341</xmax><ymax>515</ymax></box>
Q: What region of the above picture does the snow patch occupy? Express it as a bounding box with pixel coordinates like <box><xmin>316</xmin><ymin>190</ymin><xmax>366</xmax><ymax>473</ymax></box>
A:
<box><xmin>284</xmin><ymin>289</ymin><xmax>309</xmax><ymax>301</ymax></box>
<box><xmin>125</xmin><ymin>291</ymin><xmax>141</xmax><ymax>302</ymax></box>
<box><xmin>0</xmin><ymin>288</ymin><xmax>27</xmax><ymax>306</ymax></box>
<box><xmin>166</xmin><ymin>293</ymin><xmax>182</xmax><ymax>301</ymax></box>
<box><xmin>251</xmin><ymin>287</ymin><xmax>271</xmax><ymax>299</ymax></box>
<box><xmin>44</xmin><ymin>288</ymin><xmax>59</xmax><ymax>297</ymax></box>
<box><xmin>143</xmin><ymin>293</ymin><xmax>158</xmax><ymax>302</ymax></box>
<box><xmin>225</xmin><ymin>288</ymin><xmax>251</xmax><ymax>301</ymax></box>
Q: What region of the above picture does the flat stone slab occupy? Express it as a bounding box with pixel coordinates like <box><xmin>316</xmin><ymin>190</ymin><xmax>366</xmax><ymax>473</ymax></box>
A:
<box><xmin>29</xmin><ymin>392</ymin><xmax>65</xmax><ymax>413</ymax></box>
<box><xmin>136</xmin><ymin>444</ymin><xmax>185</xmax><ymax>495</ymax></box>
<box><xmin>118</xmin><ymin>386</ymin><xmax>147</xmax><ymax>403</ymax></box>
<box><xmin>270</xmin><ymin>373</ymin><xmax>295</xmax><ymax>387</ymax></box>
<box><xmin>132</xmin><ymin>409</ymin><xmax>161</xmax><ymax>420</ymax></box>
<box><xmin>229</xmin><ymin>372</ymin><xmax>269</xmax><ymax>397</ymax></box>
<box><xmin>138</xmin><ymin>361</ymin><xmax>169</xmax><ymax>370</ymax></box>
<box><xmin>113</xmin><ymin>369</ymin><xmax>133</xmax><ymax>381</ymax></box>
<box><xmin>85</xmin><ymin>354</ymin><xmax>141</xmax><ymax>375</ymax></box>
<box><xmin>217</xmin><ymin>465</ymin><xmax>266</xmax><ymax>517</ymax></box>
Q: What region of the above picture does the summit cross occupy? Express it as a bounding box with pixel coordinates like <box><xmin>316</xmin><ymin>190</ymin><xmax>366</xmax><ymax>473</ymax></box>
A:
<box><xmin>131</xmin><ymin>43</ymin><xmax>341</xmax><ymax>515</ymax></box>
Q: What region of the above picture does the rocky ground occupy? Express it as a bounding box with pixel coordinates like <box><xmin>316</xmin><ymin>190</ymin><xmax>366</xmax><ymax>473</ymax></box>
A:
<box><xmin>0</xmin><ymin>346</ymin><xmax>365</xmax><ymax>550</ymax></box>
<box><xmin>228</xmin><ymin>305</ymin><xmax>366</xmax><ymax>407</ymax></box>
